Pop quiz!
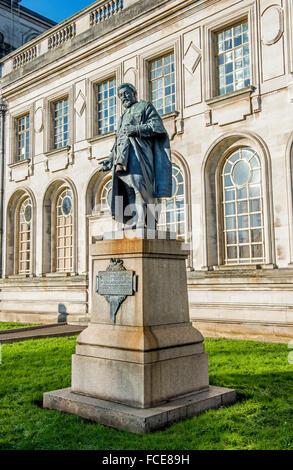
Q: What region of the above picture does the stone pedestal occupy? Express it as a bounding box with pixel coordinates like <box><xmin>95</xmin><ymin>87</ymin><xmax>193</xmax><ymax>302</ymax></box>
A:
<box><xmin>43</xmin><ymin>232</ymin><xmax>236</xmax><ymax>432</ymax></box>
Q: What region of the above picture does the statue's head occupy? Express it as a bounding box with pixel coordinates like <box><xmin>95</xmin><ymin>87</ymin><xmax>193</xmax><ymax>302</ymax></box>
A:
<box><xmin>118</xmin><ymin>83</ymin><xmax>137</xmax><ymax>109</ymax></box>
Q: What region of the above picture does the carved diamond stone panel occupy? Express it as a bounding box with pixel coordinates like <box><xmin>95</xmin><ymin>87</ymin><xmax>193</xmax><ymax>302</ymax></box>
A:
<box><xmin>74</xmin><ymin>90</ymin><xmax>86</xmax><ymax>117</ymax></box>
<box><xmin>183</xmin><ymin>42</ymin><xmax>201</xmax><ymax>75</ymax></box>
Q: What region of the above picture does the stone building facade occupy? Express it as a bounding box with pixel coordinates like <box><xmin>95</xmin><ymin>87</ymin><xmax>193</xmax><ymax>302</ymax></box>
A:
<box><xmin>0</xmin><ymin>0</ymin><xmax>292</xmax><ymax>342</ymax></box>
<box><xmin>0</xmin><ymin>0</ymin><xmax>55</xmax><ymax>59</ymax></box>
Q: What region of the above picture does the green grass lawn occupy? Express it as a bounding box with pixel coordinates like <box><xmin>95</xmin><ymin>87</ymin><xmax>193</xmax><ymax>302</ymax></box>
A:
<box><xmin>0</xmin><ymin>322</ymin><xmax>40</xmax><ymax>330</ymax></box>
<box><xmin>0</xmin><ymin>330</ymin><xmax>292</xmax><ymax>450</ymax></box>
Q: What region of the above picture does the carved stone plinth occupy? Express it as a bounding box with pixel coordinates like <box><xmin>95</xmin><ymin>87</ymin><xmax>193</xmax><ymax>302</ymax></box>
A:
<box><xmin>43</xmin><ymin>232</ymin><xmax>236</xmax><ymax>431</ymax></box>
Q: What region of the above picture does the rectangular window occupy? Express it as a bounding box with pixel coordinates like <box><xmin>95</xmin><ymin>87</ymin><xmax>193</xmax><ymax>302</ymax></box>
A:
<box><xmin>96</xmin><ymin>78</ymin><xmax>117</xmax><ymax>135</ymax></box>
<box><xmin>149</xmin><ymin>52</ymin><xmax>176</xmax><ymax>115</ymax></box>
<box><xmin>53</xmin><ymin>98</ymin><xmax>69</xmax><ymax>149</ymax></box>
<box><xmin>16</xmin><ymin>114</ymin><xmax>30</xmax><ymax>161</ymax></box>
<box><xmin>216</xmin><ymin>21</ymin><xmax>250</xmax><ymax>96</ymax></box>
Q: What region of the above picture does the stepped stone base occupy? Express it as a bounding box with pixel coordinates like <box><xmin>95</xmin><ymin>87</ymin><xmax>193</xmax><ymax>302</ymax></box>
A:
<box><xmin>43</xmin><ymin>234</ymin><xmax>236</xmax><ymax>432</ymax></box>
<box><xmin>43</xmin><ymin>386</ymin><xmax>236</xmax><ymax>433</ymax></box>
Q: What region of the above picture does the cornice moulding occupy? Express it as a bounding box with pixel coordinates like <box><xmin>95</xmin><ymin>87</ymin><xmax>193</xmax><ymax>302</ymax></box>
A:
<box><xmin>0</xmin><ymin>0</ymin><xmax>216</xmax><ymax>98</ymax></box>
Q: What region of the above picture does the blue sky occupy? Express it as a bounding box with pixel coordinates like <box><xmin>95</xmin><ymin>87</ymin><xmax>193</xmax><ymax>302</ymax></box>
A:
<box><xmin>21</xmin><ymin>0</ymin><xmax>94</xmax><ymax>23</ymax></box>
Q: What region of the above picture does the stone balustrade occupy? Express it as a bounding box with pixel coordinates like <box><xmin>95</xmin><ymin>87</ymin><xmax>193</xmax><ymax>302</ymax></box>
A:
<box><xmin>2</xmin><ymin>0</ymin><xmax>128</xmax><ymax>75</ymax></box>
<box><xmin>90</xmin><ymin>0</ymin><xmax>124</xmax><ymax>26</ymax></box>
<box><xmin>13</xmin><ymin>45</ymin><xmax>37</xmax><ymax>69</ymax></box>
<box><xmin>48</xmin><ymin>23</ymin><xmax>77</xmax><ymax>50</ymax></box>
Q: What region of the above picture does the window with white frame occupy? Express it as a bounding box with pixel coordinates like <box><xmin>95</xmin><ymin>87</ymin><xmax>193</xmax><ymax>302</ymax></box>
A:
<box><xmin>53</xmin><ymin>98</ymin><xmax>69</xmax><ymax>149</ymax></box>
<box><xmin>221</xmin><ymin>147</ymin><xmax>265</xmax><ymax>265</ymax></box>
<box><xmin>55</xmin><ymin>188</ymin><xmax>73</xmax><ymax>272</ymax></box>
<box><xmin>16</xmin><ymin>114</ymin><xmax>30</xmax><ymax>161</ymax></box>
<box><xmin>216</xmin><ymin>20</ymin><xmax>250</xmax><ymax>96</ymax></box>
<box><xmin>149</xmin><ymin>52</ymin><xmax>176</xmax><ymax>115</ymax></box>
<box><xmin>157</xmin><ymin>164</ymin><xmax>186</xmax><ymax>239</ymax></box>
<box><xmin>100</xmin><ymin>179</ymin><xmax>112</xmax><ymax>213</ymax></box>
<box><xmin>96</xmin><ymin>78</ymin><xmax>117</xmax><ymax>135</ymax></box>
<box><xmin>17</xmin><ymin>197</ymin><xmax>32</xmax><ymax>274</ymax></box>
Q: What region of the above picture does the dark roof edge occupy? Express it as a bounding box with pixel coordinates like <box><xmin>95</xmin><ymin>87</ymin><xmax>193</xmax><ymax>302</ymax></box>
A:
<box><xmin>19</xmin><ymin>5</ymin><xmax>57</xmax><ymax>26</ymax></box>
<box><xmin>0</xmin><ymin>1</ymin><xmax>57</xmax><ymax>26</ymax></box>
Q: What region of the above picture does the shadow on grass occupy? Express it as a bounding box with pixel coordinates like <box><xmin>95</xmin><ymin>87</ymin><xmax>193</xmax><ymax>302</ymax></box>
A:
<box><xmin>235</xmin><ymin>392</ymin><xmax>251</xmax><ymax>402</ymax></box>
<box><xmin>34</xmin><ymin>400</ymin><xmax>43</xmax><ymax>408</ymax></box>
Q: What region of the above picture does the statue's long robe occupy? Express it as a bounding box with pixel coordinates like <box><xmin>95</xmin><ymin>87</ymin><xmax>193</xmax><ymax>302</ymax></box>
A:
<box><xmin>109</xmin><ymin>100</ymin><xmax>172</xmax><ymax>224</ymax></box>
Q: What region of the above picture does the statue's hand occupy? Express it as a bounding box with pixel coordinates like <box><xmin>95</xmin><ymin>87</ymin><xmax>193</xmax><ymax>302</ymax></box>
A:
<box><xmin>99</xmin><ymin>158</ymin><xmax>113</xmax><ymax>172</ymax></box>
<box><xmin>125</xmin><ymin>124</ymin><xmax>139</xmax><ymax>137</ymax></box>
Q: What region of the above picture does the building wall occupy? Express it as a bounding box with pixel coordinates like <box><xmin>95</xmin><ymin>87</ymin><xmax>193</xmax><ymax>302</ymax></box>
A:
<box><xmin>0</xmin><ymin>0</ymin><xmax>293</xmax><ymax>341</ymax></box>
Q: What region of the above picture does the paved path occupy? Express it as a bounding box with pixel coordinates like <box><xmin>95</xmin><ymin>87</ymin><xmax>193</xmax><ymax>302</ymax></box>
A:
<box><xmin>0</xmin><ymin>323</ymin><xmax>86</xmax><ymax>344</ymax></box>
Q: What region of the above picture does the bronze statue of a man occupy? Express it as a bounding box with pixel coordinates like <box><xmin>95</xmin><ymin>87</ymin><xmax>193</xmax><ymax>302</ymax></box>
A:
<box><xmin>100</xmin><ymin>83</ymin><xmax>172</xmax><ymax>229</ymax></box>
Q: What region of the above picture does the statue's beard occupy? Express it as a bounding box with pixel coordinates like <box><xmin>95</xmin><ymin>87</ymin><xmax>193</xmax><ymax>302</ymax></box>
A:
<box><xmin>122</xmin><ymin>100</ymin><xmax>133</xmax><ymax>108</ymax></box>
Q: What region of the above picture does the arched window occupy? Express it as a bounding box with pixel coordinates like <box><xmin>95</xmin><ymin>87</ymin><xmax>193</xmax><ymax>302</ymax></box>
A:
<box><xmin>221</xmin><ymin>147</ymin><xmax>265</xmax><ymax>264</ymax></box>
<box><xmin>157</xmin><ymin>163</ymin><xmax>186</xmax><ymax>240</ymax></box>
<box><xmin>43</xmin><ymin>181</ymin><xmax>76</xmax><ymax>274</ymax></box>
<box><xmin>55</xmin><ymin>188</ymin><xmax>73</xmax><ymax>272</ymax></box>
<box><xmin>100</xmin><ymin>179</ymin><xmax>112</xmax><ymax>213</ymax></box>
<box><xmin>16</xmin><ymin>197</ymin><xmax>32</xmax><ymax>274</ymax></box>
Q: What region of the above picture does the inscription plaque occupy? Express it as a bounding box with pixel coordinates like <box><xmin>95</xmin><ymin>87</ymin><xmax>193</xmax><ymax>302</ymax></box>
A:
<box><xmin>96</xmin><ymin>258</ymin><xmax>137</xmax><ymax>323</ymax></box>
<box><xmin>97</xmin><ymin>271</ymin><xmax>135</xmax><ymax>296</ymax></box>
